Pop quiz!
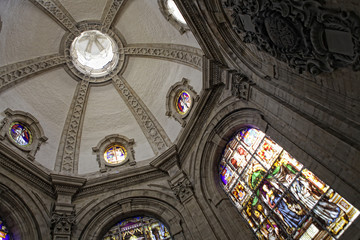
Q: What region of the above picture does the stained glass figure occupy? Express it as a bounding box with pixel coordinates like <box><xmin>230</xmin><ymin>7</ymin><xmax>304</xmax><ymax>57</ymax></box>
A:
<box><xmin>0</xmin><ymin>218</ymin><xmax>11</xmax><ymax>240</ymax></box>
<box><xmin>219</xmin><ymin>127</ymin><xmax>359</xmax><ymax>240</ymax></box>
<box><xmin>103</xmin><ymin>216</ymin><xmax>172</xmax><ymax>240</ymax></box>
<box><xmin>104</xmin><ymin>144</ymin><xmax>127</xmax><ymax>164</ymax></box>
<box><xmin>9</xmin><ymin>122</ymin><xmax>32</xmax><ymax>146</ymax></box>
<box><xmin>176</xmin><ymin>91</ymin><xmax>191</xmax><ymax>115</ymax></box>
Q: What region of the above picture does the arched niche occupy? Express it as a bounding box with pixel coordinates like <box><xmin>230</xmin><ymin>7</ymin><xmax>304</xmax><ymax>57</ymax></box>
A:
<box><xmin>75</xmin><ymin>190</ymin><xmax>192</xmax><ymax>240</ymax></box>
<box><xmin>0</xmin><ymin>175</ymin><xmax>49</xmax><ymax>240</ymax></box>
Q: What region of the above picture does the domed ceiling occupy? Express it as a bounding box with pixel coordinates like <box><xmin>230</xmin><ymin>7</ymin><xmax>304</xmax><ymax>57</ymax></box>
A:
<box><xmin>0</xmin><ymin>0</ymin><xmax>202</xmax><ymax>175</ymax></box>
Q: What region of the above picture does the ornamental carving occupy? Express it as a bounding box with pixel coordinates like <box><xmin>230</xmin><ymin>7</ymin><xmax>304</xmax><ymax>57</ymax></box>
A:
<box><xmin>170</xmin><ymin>177</ymin><xmax>193</xmax><ymax>203</ymax></box>
<box><xmin>51</xmin><ymin>212</ymin><xmax>75</xmax><ymax>236</ymax></box>
<box><xmin>224</xmin><ymin>0</ymin><xmax>360</xmax><ymax>75</ymax></box>
<box><xmin>113</xmin><ymin>76</ymin><xmax>172</xmax><ymax>154</ymax></box>
<box><xmin>102</xmin><ymin>0</ymin><xmax>127</xmax><ymax>30</ymax></box>
<box><xmin>231</xmin><ymin>74</ymin><xmax>254</xmax><ymax>101</ymax></box>
<box><xmin>57</xmin><ymin>80</ymin><xmax>89</xmax><ymax>173</ymax></box>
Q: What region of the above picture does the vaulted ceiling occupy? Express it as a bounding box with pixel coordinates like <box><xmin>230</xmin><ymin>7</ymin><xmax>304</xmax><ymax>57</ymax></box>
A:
<box><xmin>0</xmin><ymin>0</ymin><xmax>202</xmax><ymax>174</ymax></box>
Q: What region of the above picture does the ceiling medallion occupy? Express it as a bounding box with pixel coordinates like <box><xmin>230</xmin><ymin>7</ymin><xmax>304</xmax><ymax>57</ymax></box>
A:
<box><xmin>63</xmin><ymin>23</ymin><xmax>126</xmax><ymax>83</ymax></box>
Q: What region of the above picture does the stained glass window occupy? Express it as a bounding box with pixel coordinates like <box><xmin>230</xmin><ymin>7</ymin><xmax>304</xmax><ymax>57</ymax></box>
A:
<box><xmin>0</xmin><ymin>217</ymin><xmax>11</xmax><ymax>240</ymax></box>
<box><xmin>219</xmin><ymin>127</ymin><xmax>359</xmax><ymax>240</ymax></box>
<box><xmin>8</xmin><ymin>122</ymin><xmax>32</xmax><ymax>146</ymax></box>
<box><xmin>104</xmin><ymin>144</ymin><xmax>127</xmax><ymax>165</ymax></box>
<box><xmin>176</xmin><ymin>90</ymin><xmax>191</xmax><ymax>115</ymax></box>
<box><xmin>103</xmin><ymin>216</ymin><xmax>172</xmax><ymax>240</ymax></box>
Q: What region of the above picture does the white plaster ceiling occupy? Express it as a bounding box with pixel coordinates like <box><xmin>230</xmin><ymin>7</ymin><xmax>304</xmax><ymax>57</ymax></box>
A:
<box><xmin>0</xmin><ymin>0</ymin><xmax>202</xmax><ymax>174</ymax></box>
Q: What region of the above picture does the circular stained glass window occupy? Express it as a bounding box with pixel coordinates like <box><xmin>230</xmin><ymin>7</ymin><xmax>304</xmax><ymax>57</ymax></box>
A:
<box><xmin>104</xmin><ymin>144</ymin><xmax>127</xmax><ymax>165</ymax></box>
<box><xmin>176</xmin><ymin>90</ymin><xmax>191</xmax><ymax>115</ymax></box>
<box><xmin>9</xmin><ymin>122</ymin><xmax>32</xmax><ymax>146</ymax></box>
<box><xmin>70</xmin><ymin>30</ymin><xmax>119</xmax><ymax>77</ymax></box>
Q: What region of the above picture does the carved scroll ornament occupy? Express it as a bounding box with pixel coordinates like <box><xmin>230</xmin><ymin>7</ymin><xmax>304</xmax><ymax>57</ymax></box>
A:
<box><xmin>224</xmin><ymin>0</ymin><xmax>360</xmax><ymax>75</ymax></box>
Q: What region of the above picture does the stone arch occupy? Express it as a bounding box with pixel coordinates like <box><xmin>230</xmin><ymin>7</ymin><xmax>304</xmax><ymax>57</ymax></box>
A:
<box><xmin>0</xmin><ymin>174</ymin><xmax>50</xmax><ymax>240</ymax></box>
<box><xmin>75</xmin><ymin>189</ymin><xmax>192</xmax><ymax>240</ymax></box>
<box><xmin>190</xmin><ymin>105</ymin><xmax>267</xmax><ymax>239</ymax></box>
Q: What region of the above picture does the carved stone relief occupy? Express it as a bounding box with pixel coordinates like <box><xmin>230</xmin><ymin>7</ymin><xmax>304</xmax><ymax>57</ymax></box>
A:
<box><xmin>113</xmin><ymin>76</ymin><xmax>172</xmax><ymax>155</ymax></box>
<box><xmin>0</xmin><ymin>108</ymin><xmax>48</xmax><ymax>161</ymax></box>
<box><xmin>0</xmin><ymin>54</ymin><xmax>66</xmax><ymax>92</ymax></box>
<box><xmin>169</xmin><ymin>175</ymin><xmax>193</xmax><ymax>203</ymax></box>
<box><xmin>124</xmin><ymin>44</ymin><xmax>203</xmax><ymax>70</ymax></box>
<box><xmin>101</xmin><ymin>0</ymin><xmax>127</xmax><ymax>30</ymax></box>
<box><xmin>92</xmin><ymin>134</ymin><xmax>136</xmax><ymax>172</ymax></box>
<box><xmin>224</xmin><ymin>0</ymin><xmax>360</xmax><ymax>75</ymax></box>
<box><xmin>56</xmin><ymin>80</ymin><xmax>90</xmax><ymax>174</ymax></box>
<box><xmin>230</xmin><ymin>73</ymin><xmax>254</xmax><ymax>101</ymax></box>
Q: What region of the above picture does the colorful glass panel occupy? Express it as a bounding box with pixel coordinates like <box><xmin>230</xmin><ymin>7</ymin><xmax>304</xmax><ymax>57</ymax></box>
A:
<box><xmin>103</xmin><ymin>216</ymin><xmax>172</xmax><ymax>240</ymax></box>
<box><xmin>104</xmin><ymin>144</ymin><xmax>127</xmax><ymax>164</ymax></box>
<box><xmin>176</xmin><ymin>91</ymin><xmax>191</xmax><ymax>115</ymax></box>
<box><xmin>0</xmin><ymin>218</ymin><xmax>11</xmax><ymax>240</ymax></box>
<box><xmin>219</xmin><ymin>127</ymin><xmax>359</xmax><ymax>240</ymax></box>
<box><xmin>8</xmin><ymin>122</ymin><xmax>32</xmax><ymax>146</ymax></box>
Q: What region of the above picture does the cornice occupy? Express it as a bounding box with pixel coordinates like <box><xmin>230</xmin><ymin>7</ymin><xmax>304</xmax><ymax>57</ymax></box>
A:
<box><xmin>0</xmin><ymin>142</ymin><xmax>55</xmax><ymax>197</ymax></box>
<box><xmin>76</xmin><ymin>166</ymin><xmax>167</xmax><ymax>199</ymax></box>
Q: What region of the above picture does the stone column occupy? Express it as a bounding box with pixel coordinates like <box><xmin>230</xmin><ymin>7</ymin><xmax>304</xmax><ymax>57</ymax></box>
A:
<box><xmin>50</xmin><ymin>174</ymin><xmax>86</xmax><ymax>240</ymax></box>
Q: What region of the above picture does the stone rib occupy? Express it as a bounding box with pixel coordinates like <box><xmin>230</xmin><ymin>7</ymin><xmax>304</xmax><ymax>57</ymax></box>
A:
<box><xmin>123</xmin><ymin>44</ymin><xmax>203</xmax><ymax>70</ymax></box>
<box><xmin>101</xmin><ymin>0</ymin><xmax>127</xmax><ymax>30</ymax></box>
<box><xmin>56</xmin><ymin>80</ymin><xmax>90</xmax><ymax>174</ymax></box>
<box><xmin>29</xmin><ymin>0</ymin><xmax>80</xmax><ymax>36</ymax></box>
<box><xmin>113</xmin><ymin>76</ymin><xmax>172</xmax><ymax>155</ymax></box>
<box><xmin>0</xmin><ymin>54</ymin><xmax>66</xmax><ymax>92</ymax></box>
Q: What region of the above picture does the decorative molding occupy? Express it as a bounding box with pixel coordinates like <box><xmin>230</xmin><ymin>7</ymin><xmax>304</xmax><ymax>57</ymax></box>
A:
<box><xmin>169</xmin><ymin>174</ymin><xmax>193</xmax><ymax>203</ymax></box>
<box><xmin>92</xmin><ymin>134</ymin><xmax>136</xmax><ymax>172</ymax></box>
<box><xmin>202</xmin><ymin>57</ymin><xmax>228</xmax><ymax>89</ymax></box>
<box><xmin>51</xmin><ymin>212</ymin><xmax>75</xmax><ymax>238</ymax></box>
<box><xmin>123</xmin><ymin>44</ymin><xmax>203</xmax><ymax>70</ymax></box>
<box><xmin>224</xmin><ymin>0</ymin><xmax>360</xmax><ymax>75</ymax></box>
<box><xmin>165</xmin><ymin>78</ymin><xmax>199</xmax><ymax>127</ymax></box>
<box><xmin>62</xmin><ymin>22</ymin><xmax>126</xmax><ymax>84</ymax></box>
<box><xmin>0</xmin><ymin>144</ymin><xmax>54</xmax><ymax>197</ymax></box>
<box><xmin>150</xmin><ymin>145</ymin><xmax>179</xmax><ymax>173</ymax></box>
<box><xmin>77</xmin><ymin>167</ymin><xmax>167</xmax><ymax>198</ymax></box>
<box><xmin>0</xmin><ymin>54</ymin><xmax>66</xmax><ymax>92</ymax></box>
<box><xmin>101</xmin><ymin>0</ymin><xmax>127</xmax><ymax>30</ymax></box>
<box><xmin>56</xmin><ymin>80</ymin><xmax>90</xmax><ymax>174</ymax></box>
<box><xmin>230</xmin><ymin>73</ymin><xmax>254</xmax><ymax>101</ymax></box>
<box><xmin>158</xmin><ymin>0</ymin><xmax>190</xmax><ymax>34</ymax></box>
<box><xmin>112</xmin><ymin>75</ymin><xmax>172</xmax><ymax>155</ymax></box>
<box><xmin>29</xmin><ymin>0</ymin><xmax>80</xmax><ymax>36</ymax></box>
<box><xmin>0</xmin><ymin>108</ymin><xmax>48</xmax><ymax>161</ymax></box>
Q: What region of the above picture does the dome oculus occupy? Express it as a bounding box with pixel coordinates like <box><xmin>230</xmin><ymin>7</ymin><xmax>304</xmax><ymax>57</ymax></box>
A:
<box><xmin>70</xmin><ymin>30</ymin><xmax>119</xmax><ymax>77</ymax></box>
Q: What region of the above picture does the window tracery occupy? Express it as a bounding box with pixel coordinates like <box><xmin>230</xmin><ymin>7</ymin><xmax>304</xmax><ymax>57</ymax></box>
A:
<box><xmin>103</xmin><ymin>216</ymin><xmax>172</xmax><ymax>240</ymax></box>
<box><xmin>219</xmin><ymin>127</ymin><xmax>359</xmax><ymax>240</ymax></box>
<box><xmin>158</xmin><ymin>0</ymin><xmax>189</xmax><ymax>34</ymax></box>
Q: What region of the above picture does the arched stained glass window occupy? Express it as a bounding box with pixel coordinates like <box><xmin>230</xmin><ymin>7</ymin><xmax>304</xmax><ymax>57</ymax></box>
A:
<box><xmin>8</xmin><ymin>122</ymin><xmax>32</xmax><ymax>146</ymax></box>
<box><xmin>103</xmin><ymin>216</ymin><xmax>172</xmax><ymax>240</ymax></box>
<box><xmin>219</xmin><ymin>127</ymin><xmax>359</xmax><ymax>240</ymax></box>
<box><xmin>104</xmin><ymin>144</ymin><xmax>127</xmax><ymax>165</ymax></box>
<box><xmin>0</xmin><ymin>217</ymin><xmax>11</xmax><ymax>240</ymax></box>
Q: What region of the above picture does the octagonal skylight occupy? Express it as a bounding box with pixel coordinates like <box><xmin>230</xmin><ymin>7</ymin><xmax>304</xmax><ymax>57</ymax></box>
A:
<box><xmin>70</xmin><ymin>30</ymin><xmax>119</xmax><ymax>77</ymax></box>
